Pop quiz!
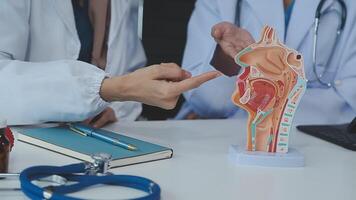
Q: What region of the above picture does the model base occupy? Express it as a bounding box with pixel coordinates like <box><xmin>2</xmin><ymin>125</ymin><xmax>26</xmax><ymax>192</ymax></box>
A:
<box><xmin>228</xmin><ymin>145</ymin><xmax>304</xmax><ymax>167</ymax></box>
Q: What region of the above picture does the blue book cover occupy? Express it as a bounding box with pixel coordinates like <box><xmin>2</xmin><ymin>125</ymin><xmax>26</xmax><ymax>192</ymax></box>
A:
<box><xmin>18</xmin><ymin>125</ymin><xmax>173</xmax><ymax>167</ymax></box>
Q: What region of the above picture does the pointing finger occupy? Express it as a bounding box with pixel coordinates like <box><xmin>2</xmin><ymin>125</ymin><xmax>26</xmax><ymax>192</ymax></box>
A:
<box><xmin>174</xmin><ymin>71</ymin><xmax>222</xmax><ymax>94</ymax></box>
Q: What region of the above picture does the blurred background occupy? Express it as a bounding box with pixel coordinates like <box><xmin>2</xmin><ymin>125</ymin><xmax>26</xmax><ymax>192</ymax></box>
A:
<box><xmin>141</xmin><ymin>0</ymin><xmax>196</xmax><ymax>120</ymax></box>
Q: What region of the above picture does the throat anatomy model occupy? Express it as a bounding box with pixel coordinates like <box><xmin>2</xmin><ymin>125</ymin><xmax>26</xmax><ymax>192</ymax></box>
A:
<box><xmin>232</xmin><ymin>26</ymin><xmax>307</xmax><ymax>153</ymax></box>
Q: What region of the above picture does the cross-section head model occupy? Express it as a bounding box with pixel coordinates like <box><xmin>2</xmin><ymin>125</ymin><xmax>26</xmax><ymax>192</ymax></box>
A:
<box><xmin>232</xmin><ymin>26</ymin><xmax>307</xmax><ymax>153</ymax></box>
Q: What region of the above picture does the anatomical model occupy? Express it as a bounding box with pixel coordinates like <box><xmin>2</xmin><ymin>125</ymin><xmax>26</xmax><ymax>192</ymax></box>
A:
<box><xmin>232</xmin><ymin>26</ymin><xmax>307</xmax><ymax>153</ymax></box>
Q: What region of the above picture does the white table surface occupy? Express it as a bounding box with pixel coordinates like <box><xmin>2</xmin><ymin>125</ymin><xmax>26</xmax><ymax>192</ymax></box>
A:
<box><xmin>1</xmin><ymin>119</ymin><xmax>356</xmax><ymax>200</ymax></box>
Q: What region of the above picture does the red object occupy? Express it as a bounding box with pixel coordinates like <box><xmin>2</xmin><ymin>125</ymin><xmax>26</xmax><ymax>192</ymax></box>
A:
<box><xmin>5</xmin><ymin>127</ymin><xmax>14</xmax><ymax>150</ymax></box>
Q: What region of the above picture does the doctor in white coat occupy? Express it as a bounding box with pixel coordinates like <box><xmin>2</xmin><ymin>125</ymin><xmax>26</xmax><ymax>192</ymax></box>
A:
<box><xmin>179</xmin><ymin>0</ymin><xmax>356</xmax><ymax>124</ymax></box>
<box><xmin>0</xmin><ymin>0</ymin><xmax>145</xmax><ymax>126</ymax></box>
<box><xmin>0</xmin><ymin>0</ymin><xmax>221</xmax><ymax>125</ymax></box>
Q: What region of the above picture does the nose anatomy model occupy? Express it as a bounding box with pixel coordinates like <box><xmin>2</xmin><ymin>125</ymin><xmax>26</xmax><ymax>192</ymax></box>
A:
<box><xmin>232</xmin><ymin>26</ymin><xmax>307</xmax><ymax>153</ymax></box>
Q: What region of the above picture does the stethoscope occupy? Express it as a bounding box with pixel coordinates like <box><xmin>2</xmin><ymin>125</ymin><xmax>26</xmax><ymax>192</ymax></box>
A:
<box><xmin>235</xmin><ymin>0</ymin><xmax>347</xmax><ymax>88</ymax></box>
<box><xmin>312</xmin><ymin>0</ymin><xmax>347</xmax><ymax>87</ymax></box>
<box><xmin>2</xmin><ymin>153</ymin><xmax>161</xmax><ymax>200</ymax></box>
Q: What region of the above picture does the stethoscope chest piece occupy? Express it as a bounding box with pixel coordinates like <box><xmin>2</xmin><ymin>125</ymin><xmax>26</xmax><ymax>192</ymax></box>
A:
<box><xmin>85</xmin><ymin>152</ymin><xmax>112</xmax><ymax>175</ymax></box>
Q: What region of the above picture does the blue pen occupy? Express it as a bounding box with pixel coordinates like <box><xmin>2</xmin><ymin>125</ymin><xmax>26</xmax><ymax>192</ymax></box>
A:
<box><xmin>68</xmin><ymin>123</ymin><xmax>137</xmax><ymax>151</ymax></box>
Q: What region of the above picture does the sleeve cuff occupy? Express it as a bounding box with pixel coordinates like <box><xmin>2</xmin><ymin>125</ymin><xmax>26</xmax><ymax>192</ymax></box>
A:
<box><xmin>86</xmin><ymin>72</ymin><xmax>110</xmax><ymax>117</ymax></box>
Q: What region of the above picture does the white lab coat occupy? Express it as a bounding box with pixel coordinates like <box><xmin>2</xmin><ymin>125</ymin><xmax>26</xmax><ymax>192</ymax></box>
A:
<box><xmin>182</xmin><ymin>0</ymin><xmax>356</xmax><ymax>124</ymax></box>
<box><xmin>0</xmin><ymin>0</ymin><xmax>146</xmax><ymax>125</ymax></box>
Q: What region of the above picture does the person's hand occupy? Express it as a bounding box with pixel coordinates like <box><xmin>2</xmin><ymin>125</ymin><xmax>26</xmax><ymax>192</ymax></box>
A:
<box><xmin>211</xmin><ymin>22</ymin><xmax>255</xmax><ymax>59</ymax></box>
<box><xmin>83</xmin><ymin>107</ymin><xmax>117</xmax><ymax>128</ymax></box>
<box><xmin>100</xmin><ymin>63</ymin><xmax>221</xmax><ymax>110</ymax></box>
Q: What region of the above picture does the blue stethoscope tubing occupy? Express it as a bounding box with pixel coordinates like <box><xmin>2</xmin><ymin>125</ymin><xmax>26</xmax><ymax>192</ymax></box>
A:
<box><xmin>20</xmin><ymin>163</ymin><xmax>161</xmax><ymax>200</ymax></box>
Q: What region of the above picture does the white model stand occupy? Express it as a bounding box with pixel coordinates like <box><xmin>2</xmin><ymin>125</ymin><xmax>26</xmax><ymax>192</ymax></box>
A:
<box><xmin>228</xmin><ymin>145</ymin><xmax>304</xmax><ymax>167</ymax></box>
